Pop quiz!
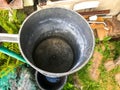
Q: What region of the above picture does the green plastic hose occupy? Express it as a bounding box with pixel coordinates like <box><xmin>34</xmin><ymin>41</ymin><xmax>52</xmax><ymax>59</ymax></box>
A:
<box><xmin>0</xmin><ymin>46</ymin><xmax>26</xmax><ymax>63</ymax></box>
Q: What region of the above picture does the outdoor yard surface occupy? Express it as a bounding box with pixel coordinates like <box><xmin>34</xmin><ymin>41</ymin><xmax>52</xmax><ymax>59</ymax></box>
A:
<box><xmin>0</xmin><ymin>9</ymin><xmax>120</xmax><ymax>90</ymax></box>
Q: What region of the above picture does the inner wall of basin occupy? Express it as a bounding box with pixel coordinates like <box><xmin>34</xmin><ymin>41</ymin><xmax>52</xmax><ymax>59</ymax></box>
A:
<box><xmin>32</xmin><ymin>29</ymin><xmax>81</xmax><ymax>73</ymax></box>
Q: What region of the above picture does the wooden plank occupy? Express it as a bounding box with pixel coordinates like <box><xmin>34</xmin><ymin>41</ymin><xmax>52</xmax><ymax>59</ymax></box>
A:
<box><xmin>77</xmin><ymin>10</ymin><xmax>110</xmax><ymax>15</ymax></box>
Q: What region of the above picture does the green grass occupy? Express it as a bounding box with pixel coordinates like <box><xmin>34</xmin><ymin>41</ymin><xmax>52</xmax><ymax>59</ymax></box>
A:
<box><xmin>0</xmin><ymin>9</ymin><xmax>26</xmax><ymax>78</ymax></box>
<box><xmin>63</xmin><ymin>75</ymin><xmax>75</xmax><ymax>90</ymax></box>
<box><xmin>63</xmin><ymin>37</ymin><xmax>120</xmax><ymax>90</ymax></box>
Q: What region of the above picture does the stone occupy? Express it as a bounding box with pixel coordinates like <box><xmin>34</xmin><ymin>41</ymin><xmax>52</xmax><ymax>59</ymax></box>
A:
<box><xmin>89</xmin><ymin>51</ymin><xmax>103</xmax><ymax>80</ymax></box>
<box><xmin>89</xmin><ymin>69</ymin><xmax>100</xmax><ymax>81</ymax></box>
<box><xmin>114</xmin><ymin>56</ymin><xmax>120</xmax><ymax>65</ymax></box>
<box><xmin>115</xmin><ymin>73</ymin><xmax>120</xmax><ymax>86</ymax></box>
<box><xmin>104</xmin><ymin>60</ymin><xmax>115</xmax><ymax>71</ymax></box>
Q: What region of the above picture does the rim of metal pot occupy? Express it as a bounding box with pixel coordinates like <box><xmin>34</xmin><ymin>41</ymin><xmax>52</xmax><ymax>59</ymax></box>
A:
<box><xmin>18</xmin><ymin>7</ymin><xmax>95</xmax><ymax>77</ymax></box>
<box><xmin>35</xmin><ymin>71</ymin><xmax>67</xmax><ymax>90</ymax></box>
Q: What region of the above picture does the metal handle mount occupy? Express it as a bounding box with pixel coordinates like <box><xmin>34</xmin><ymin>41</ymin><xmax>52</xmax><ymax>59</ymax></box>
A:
<box><xmin>0</xmin><ymin>33</ymin><xmax>19</xmax><ymax>43</ymax></box>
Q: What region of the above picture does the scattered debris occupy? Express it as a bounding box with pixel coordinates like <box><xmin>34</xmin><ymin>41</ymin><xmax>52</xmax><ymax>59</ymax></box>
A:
<box><xmin>90</xmin><ymin>17</ymin><xmax>113</xmax><ymax>40</ymax></box>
